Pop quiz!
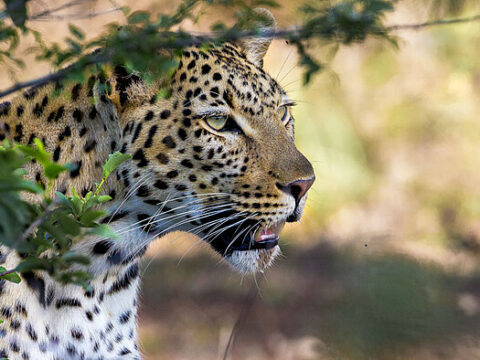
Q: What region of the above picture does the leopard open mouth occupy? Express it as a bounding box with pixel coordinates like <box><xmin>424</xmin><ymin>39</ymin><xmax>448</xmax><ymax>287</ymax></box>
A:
<box><xmin>204</xmin><ymin>213</ymin><xmax>285</xmax><ymax>256</ymax></box>
<box><xmin>230</xmin><ymin>221</ymin><xmax>285</xmax><ymax>251</ymax></box>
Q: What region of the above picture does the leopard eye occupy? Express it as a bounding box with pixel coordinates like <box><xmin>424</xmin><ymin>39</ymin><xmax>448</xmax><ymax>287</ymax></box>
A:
<box><xmin>278</xmin><ymin>106</ymin><xmax>290</xmax><ymax>124</ymax></box>
<box><xmin>205</xmin><ymin>116</ymin><xmax>228</xmax><ymax>131</ymax></box>
<box><xmin>204</xmin><ymin>115</ymin><xmax>243</xmax><ymax>134</ymax></box>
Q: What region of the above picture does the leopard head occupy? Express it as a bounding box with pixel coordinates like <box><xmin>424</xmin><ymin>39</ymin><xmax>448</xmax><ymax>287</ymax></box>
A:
<box><xmin>115</xmin><ymin>10</ymin><xmax>315</xmax><ymax>273</ymax></box>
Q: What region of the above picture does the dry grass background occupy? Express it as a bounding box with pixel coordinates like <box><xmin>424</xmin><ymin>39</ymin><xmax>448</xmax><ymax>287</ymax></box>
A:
<box><xmin>4</xmin><ymin>0</ymin><xmax>480</xmax><ymax>359</ymax></box>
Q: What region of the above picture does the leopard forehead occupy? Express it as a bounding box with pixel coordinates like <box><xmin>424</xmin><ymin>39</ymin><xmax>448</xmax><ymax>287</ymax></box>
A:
<box><xmin>174</xmin><ymin>43</ymin><xmax>286</xmax><ymax>112</ymax></box>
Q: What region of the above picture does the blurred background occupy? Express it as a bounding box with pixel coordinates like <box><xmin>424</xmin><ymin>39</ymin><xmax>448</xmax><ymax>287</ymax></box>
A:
<box><xmin>4</xmin><ymin>0</ymin><xmax>480</xmax><ymax>359</ymax></box>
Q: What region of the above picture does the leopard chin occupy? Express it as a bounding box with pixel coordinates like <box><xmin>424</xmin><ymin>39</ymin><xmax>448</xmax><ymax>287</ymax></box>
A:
<box><xmin>225</xmin><ymin>246</ymin><xmax>281</xmax><ymax>274</ymax></box>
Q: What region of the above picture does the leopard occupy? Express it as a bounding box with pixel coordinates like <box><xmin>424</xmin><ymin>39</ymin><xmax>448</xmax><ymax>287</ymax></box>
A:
<box><xmin>0</xmin><ymin>9</ymin><xmax>314</xmax><ymax>360</ymax></box>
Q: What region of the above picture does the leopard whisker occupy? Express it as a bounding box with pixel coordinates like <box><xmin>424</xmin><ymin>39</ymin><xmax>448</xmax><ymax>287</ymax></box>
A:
<box><xmin>279</xmin><ymin>61</ymin><xmax>298</xmax><ymax>84</ymax></box>
<box><xmin>176</xmin><ymin>214</ymin><xmax>249</xmax><ymax>265</ymax></box>
<box><xmin>199</xmin><ymin>211</ymin><xmax>249</xmax><ymax>243</ymax></box>
<box><xmin>106</xmin><ymin>172</ymin><xmax>152</xmax><ymax>224</ymax></box>
<box><xmin>142</xmin><ymin>209</ymin><xmax>244</xmax><ymax>266</ymax></box>
<box><xmin>111</xmin><ymin>193</ymin><xmax>231</xmax><ymax>234</ymax></box>
<box><xmin>180</xmin><ymin>214</ymin><xmax>251</xmax><ymax>263</ymax></box>
<box><xmin>114</xmin><ymin>201</ymin><xmax>234</xmax><ymax>237</ymax></box>
<box><xmin>139</xmin><ymin>200</ymin><xmax>234</xmax><ymax>230</ymax></box>
<box><xmin>275</xmin><ymin>47</ymin><xmax>294</xmax><ymax>81</ymax></box>
<box><xmin>118</xmin><ymin>206</ymin><xmax>239</xmax><ymax>268</ymax></box>
<box><xmin>222</xmin><ymin>216</ymin><xmax>259</xmax><ymax>255</ymax></box>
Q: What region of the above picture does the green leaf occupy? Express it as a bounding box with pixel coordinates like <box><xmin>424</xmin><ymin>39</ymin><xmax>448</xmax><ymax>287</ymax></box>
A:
<box><xmin>53</xmin><ymin>212</ymin><xmax>81</xmax><ymax>236</ymax></box>
<box><xmin>80</xmin><ymin>210</ymin><xmax>106</xmax><ymax>226</ymax></box>
<box><xmin>0</xmin><ymin>267</ymin><xmax>21</xmax><ymax>283</ymax></box>
<box><xmin>69</xmin><ymin>191</ymin><xmax>83</xmax><ymax>216</ymax></box>
<box><xmin>84</xmin><ymin>191</ymin><xmax>93</xmax><ymax>202</ymax></box>
<box><xmin>44</xmin><ymin>163</ymin><xmax>68</xmax><ymax>179</ymax></box>
<box><xmin>15</xmin><ymin>258</ymin><xmax>51</xmax><ymax>273</ymax></box>
<box><xmin>17</xmin><ymin>140</ymin><xmax>49</xmax><ymax>164</ymax></box>
<box><xmin>120</xmin><ymin>6</ymin><xmax>131</xmax><ymax>16</ymax></box>
<box><xmin>89</xmin><ymin>224</ymin><xmax>118</xmax><ymax>239</ymax></box>
<box><xmin>68</xmin><ymin>24</ymin><xmax>85</xmax><ymax>40</ymax></box>
<box><xmin>56</xmin><ymin>192</ymin><xmax>75</xmax><ymax>213</ymax></box>
<box><xmin>157</xmin><ymin>87</ymin><xmax>172</xmax><ymax>99</ymax></box>
<box><xmin>128</xmin><ymin>11</ymin><xmax>150</xmax><ymax>24</ymax></box>
<box><xmin>0</xmin><ymin>271</ymin><xmax>21</xmax><ymax>283</ymax></box>
<box><xmin>71</xmin><ymin>187</ymin><xmax>80</xmax><ymax>199</ymax></box>
<box><xmin>61</xmin><ymin>252</ymin><xmax>91</xmax><ymax>265</ymax></box>
<box><xmin>103</xmin><ymin>152</ymin><xmax>131</xmax><ymax>179</ymax></box>
<box><xmin>96</xmin><ymin>195</ymin><xmax>112</xmax><ymax>203</ymax></box>
<box><xmin>0</xmin><ymin>179</ymin><xmax>42</xmax><ymax>193</ymax></box>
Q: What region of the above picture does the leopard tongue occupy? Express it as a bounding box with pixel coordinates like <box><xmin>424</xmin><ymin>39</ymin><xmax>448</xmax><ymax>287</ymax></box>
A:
<box><xmin>254</xmin><ymin>222</ymin><xmax>285</xmax><ymax>242</ymax></box>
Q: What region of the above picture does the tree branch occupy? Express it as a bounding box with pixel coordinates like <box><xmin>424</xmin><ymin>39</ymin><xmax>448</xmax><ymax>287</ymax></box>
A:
<box><xmin>222</xmin><ymin>282</ymin><xmax>258</xmax><ymax>360</ymax></box>
<box><xmin>18</xmin><ymin>199</ymin><xmax>57</xmax><ymax>244</ymax></box>
<box><xmin>29</xmin><ymin>0</ymin><xmax>95</xmax><ymax>20</ymax></box>
<box><xmin>387</xmin><ymin>13</ymin><xmax>480</xmax><ymax>31</ymax></box>
<box><xmin>31</xmin><ymin>7</ymin><xmax>121</xmax><ymax>21</ymax></box>
<box><xmin>0</xmin><ymin>53</ymin><xmax>108</xmax><ymax>98</ymax></box>
<box><xmin>0</xmin><ymin>268</ymin><xmax>17</xmax><ymax>278</ymax></box>
<box><xmin>0</xmin><ymin>69</ymin><xmax>68</xmax><ymax>98</ymax></box>
<box><xmin>0</xmin><ymin>0</ymin><xmax>95</xmax><ymax>22</ymax></box>
<box><xmin>2</xmin><ymin>11</ymin><xmax>480</xmax><ymax>99</ymax></box>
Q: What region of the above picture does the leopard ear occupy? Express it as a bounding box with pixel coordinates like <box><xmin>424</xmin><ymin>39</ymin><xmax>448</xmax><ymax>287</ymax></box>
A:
<box><xmin>240</xmin><ymin>8</ymin><xmax>277</xmax><ymax>68</ymax></box>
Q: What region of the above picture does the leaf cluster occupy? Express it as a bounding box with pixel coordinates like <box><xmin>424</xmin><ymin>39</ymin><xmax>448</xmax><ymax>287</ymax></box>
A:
<box><xmin>292</xmin><ymin>0</ymin><xmax>395</xmax><ymax>83</ymax></box>
<box><xmin>0</xmin><ymin>140</ymin><xmax>130</xmax><ymax>288</ymax></box>
<box><xmin>0</xmin><ymin>0</ymin><xmax>400</xmax><ymax>94</ymax></box>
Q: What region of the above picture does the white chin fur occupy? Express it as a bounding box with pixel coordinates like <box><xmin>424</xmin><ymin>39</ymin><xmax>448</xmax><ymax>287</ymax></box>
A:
<box><xmin>224</xmin><ymin>246</ymin><xmax>281</xmax><ymax>274</ymax></box>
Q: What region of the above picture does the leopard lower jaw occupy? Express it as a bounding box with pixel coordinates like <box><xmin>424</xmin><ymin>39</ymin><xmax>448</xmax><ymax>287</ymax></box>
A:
<box><xmin>225</xmin><ymin>246</ymin><xmax>281</xmax><ymax>274</ymax></box>
<box><xmin>219</xmin><ymin>221</ymin><xmax>286</xmax><ymax>253</ymax></box>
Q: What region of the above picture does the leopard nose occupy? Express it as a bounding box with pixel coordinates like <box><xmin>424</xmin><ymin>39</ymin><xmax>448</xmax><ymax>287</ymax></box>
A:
<box><xmin>276</xmin><ymin>177</ymin><xmax>315</xmax><ymax>204</ymax></box>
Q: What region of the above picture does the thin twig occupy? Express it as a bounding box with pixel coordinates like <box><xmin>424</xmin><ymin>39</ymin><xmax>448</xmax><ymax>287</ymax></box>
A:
<box><xmin>387</xmin><ymin>13</ymin><xmax>480</xmax><ymax>31</ymax></box>
<box><xmin>0</xmin><ymin>0</ymin><xmax>94</xmax><ymax>22</ymax></box>
<box><xmin>29</xmin><ymin>0</ymin><xmax>95</xmax><ymax>20</ymax></box>
<box><xmin>222</xmin><ymin>282</ymin><xmax>258</xmax><ymax>360</ymax></box>
<box><xmin>0</xmin><ymin>52</ymin><xmax>108</xmax><ymax>99</ymax></box>
<box><xmin>0</xmin><ymin>268</ymin><xmax>17</xmax><ymax>277</ymax></box>
<box><xmin>18</xmin><ymin>200</ymin><xmax>57</xmax><ymax>243</ymax></box>
<box><xmin>31</xmin><ymin>7</ymin><xmax>121</xmax><ymax>21</ymax></box>
<box><xmin>0</xmin><ymin>69</ymin><xmax>69</xmax><ymax>99</ymax></box>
